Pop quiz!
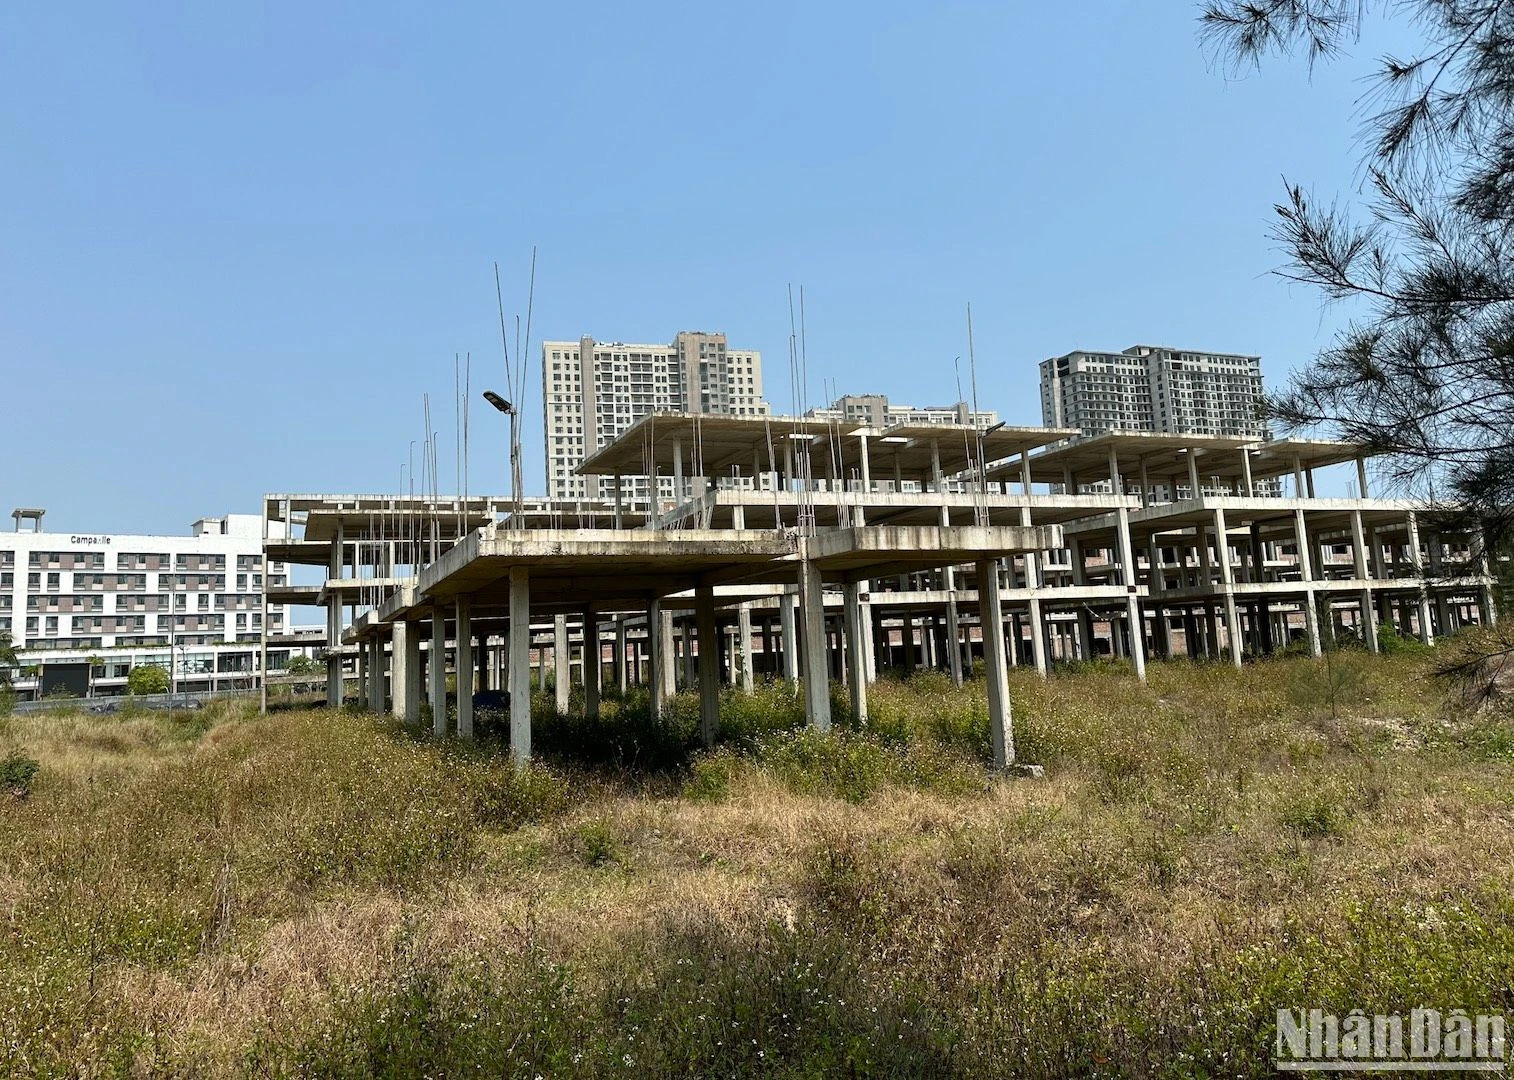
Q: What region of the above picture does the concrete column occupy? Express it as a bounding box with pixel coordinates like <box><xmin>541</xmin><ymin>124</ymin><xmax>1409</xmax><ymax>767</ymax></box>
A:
<box><xmin>508</xmin><ymin>567</ymin><xmax>531</xmax><ymax>766</ymax></box>
<box><xmin>397</xmin><ymin>619</ymin><xmax>422</xmax><ymax>725</ymax></box>
<box><xmin>1109</xmin><ymin>447</ymin><xmax>1147</xmax><ymax>681</ymax></box>
<box><xmin>797</xmin><ymin>555</ymin><xmax>832</xmax><ymax>731</ymax></box>
<box><xmin>1477</xmin><ymin>526</ymin><xmax>1499</xmax><ymax>626</ymax></box>
<box><xmin>844</xmin><ymin>582</ymin><xmax>868</xmax><ymax>723</ymax></box>
<box><xmin>428</xmin><ymin>609</ymin><xmax>447</xmax><ymax>737</ymax></box>
<box><xmin>615</xmin><ymin>616</ymin><xmax>629</xmax><ymax>693</ymax></box>
<box><xmin>582</xmin><ymin>610</ymin><xmax>600</xmax><ymax>720</ymax></box>
<box><xmin>1350</xmin><ymin>510</ymin><xmax>1379</xmax><ymax>652</ymax></box>
<box><xmin>455</xmin><ymin>598</ymin><xmax>474</xmax><ymax>739</ymax></box>
<box><xmin>648</xmin><ymin>599</ymin><xmax>667</xmax><ymax>718</ymax></box>
<box><xmin>553</xmin><ymin>615</ymin><xmax>570</xmax><ymax>713</ymax></box>
<box><xmin>1020</xmin><ymin>452</ymin><xmax>1048</xmax><ymax>677</ymax></box>
<box><xmin>695</xmin><ymin>584</ymin><xmax>720</xmax><ymax>746</ymax></box>
<box><xmin>1294</xmin><ymin>507</ymin><xmax>1322</xmax><ymax>657</ymax></box>
<box><xmin>367</xmin><ymin>636</ymin><xmax>385</xmax><ymax>712</ymax></box>
<box><xmin>1240</xmin><ymin>448</ymin><xmax>1254</xmax><ymax>497</ymax></box>
<box><xmin>780</xmin><ymin>589</ymin><xmax>800</xmax><ymax>684</ymax></box>
<box><xmin>1406</xmin><ymin>511</ymin><xmax>1435</xmax><ymax>645</ymax></box>
<box><xmin>943</xmin><ymin>565</ymin><xmax>964</xmax><ymax>685</ymax></box>
<box><xmin>1187</xmin><ymin>452</ymin><xmax>1201</xmax><ymax>500</ymax></box>
<box><xmin>326</xmin><ymin>525</ymin><xmax>345</xmax><ymax>708</ymax></box>
<box><xmin>858</xmin><ymin>433</ymin><xmax>871</xmax><ymax>493</ymax></box>
<box><xmin>660</xmin><ymin>607</ymin><xmax>677</xmax><ymax>699</ymax></box>
<box><xmin>737</xmin><ymin>602</ymin><xmax>755</xmax><ymax>693</ymax></box>
<box><xmin>1356</xmin><ymin>456</ymin><xmax>1370</xmax><ymax>498</ymax></box>
<box><xmin>860</xmin><ymin>592</ymin><xmax>877</xmax><ymax>684</ymax></box>
<box><xmin>977</xmin><ymin>558</ymin><xmax>1015</xmax><ymax>768</ymax></box>
<box><xmin>1214</xmin><ymin>509</ymin><xmax>1243</xmax><ymax>667</ymax></box>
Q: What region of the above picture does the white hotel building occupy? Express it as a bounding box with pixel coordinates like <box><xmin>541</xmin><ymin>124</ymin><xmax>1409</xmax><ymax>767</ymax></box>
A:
<box><xmin>1</xmin><ymin>510</ymin><xmax>292</xmax><ymax>698</ymax></box>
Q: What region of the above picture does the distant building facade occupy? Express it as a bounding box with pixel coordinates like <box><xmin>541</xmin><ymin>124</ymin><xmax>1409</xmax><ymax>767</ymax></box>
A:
<box><xmin>1039</xmin><ymin>345</ymin><xmax>1268</xmax><ymax>438</ymax></box>
<box><xmin>1</xmin><ymin>512</ymin><xmax>289</xmax><ymax>698</ymax></box>
<box><xmin>542</xmin><ymin>331</ymin><xmax>770</xmax><ymax>500</ymax></box>
<box><xmin>804</xmin><ymin>394</ymin><xmax>998</xmax><ymax>429</ymax></box>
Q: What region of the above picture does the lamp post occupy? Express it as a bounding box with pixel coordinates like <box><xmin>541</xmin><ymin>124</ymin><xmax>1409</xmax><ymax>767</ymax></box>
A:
<box><xmin>483</xmin><ymin>391</ymin><xmax>523</xmax><ymax>529</ymax></box>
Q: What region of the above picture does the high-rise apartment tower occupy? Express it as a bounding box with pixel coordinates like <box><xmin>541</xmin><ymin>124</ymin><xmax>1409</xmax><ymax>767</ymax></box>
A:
<box><xmin>541</xmin><ymin>331</ymin><xmax>769</xmax><ymax>500</ymax></box>
<box><xmin>1039</xmin><ymin>345</ymin><xmax>1268</xmax><ymax>438</ymax></box>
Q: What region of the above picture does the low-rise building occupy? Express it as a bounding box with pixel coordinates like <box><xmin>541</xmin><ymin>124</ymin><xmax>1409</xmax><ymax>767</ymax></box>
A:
<box><xmin>1</xmin><ymin>511</ymin><xmax>292</xmax><ymax>699</ymax></box>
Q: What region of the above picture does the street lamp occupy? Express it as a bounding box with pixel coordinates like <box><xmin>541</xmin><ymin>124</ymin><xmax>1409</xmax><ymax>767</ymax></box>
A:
<box><xmin>483</xmin><ymin>390</ymin><xmax>524</xmax><ymax>529</ymax></box>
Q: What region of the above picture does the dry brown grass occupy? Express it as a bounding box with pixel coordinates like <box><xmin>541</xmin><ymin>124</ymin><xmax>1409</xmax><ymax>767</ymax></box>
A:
<box><xmin>2</xmin><ymin>651</ymin><xmax>1512</xmax><ymax>1076</ymax></box>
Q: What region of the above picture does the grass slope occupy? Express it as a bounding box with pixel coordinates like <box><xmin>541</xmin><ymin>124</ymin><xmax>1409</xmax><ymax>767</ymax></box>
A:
<box><xmin>1</xmin><ymin>648</ymin><xmax>1512</xmax><ymax>1077</ymax></box>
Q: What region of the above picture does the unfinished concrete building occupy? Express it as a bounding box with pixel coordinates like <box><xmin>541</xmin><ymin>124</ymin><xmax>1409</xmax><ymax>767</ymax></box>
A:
<box><xmin>262</xmin><ymin>416</ymin><xmax>1496</xmax><ymax>767</ymax></box>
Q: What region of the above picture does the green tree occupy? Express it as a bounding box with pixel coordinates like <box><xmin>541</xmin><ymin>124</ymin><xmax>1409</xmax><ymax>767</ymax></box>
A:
<box><xmin>127</xmin><ymin>664</ymin><xmax>170</xmax><ymax>696</ymax></box>
<box><xmin>1201</xmin><ymin>1</ymin><xmax>1514</xmax><ymax>540</ymax></box>
<box><xmin>0</xmin><ymin>631</ymin><xmax>15</xmax><ymax>717</ymax></box>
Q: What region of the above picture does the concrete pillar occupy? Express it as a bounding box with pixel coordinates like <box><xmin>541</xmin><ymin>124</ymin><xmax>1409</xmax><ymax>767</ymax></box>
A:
<box><xmin>428</xmin><ymin>610</ymin><xmax>448</xmax><ymax>737</ymax></box>
<box><xmin>1406</xmin><ymin>511</ymin><xmax>1434</xmax><ymax>645</ymax></box>
<box><xmin>696</xmin><ymin>585</ymin><xmax>720</xmax><ymax>746</ymax></box>
<box><xmin>553</xmin><ymin>615</ymin><xmax>570</xmax><ymax>713</ymax></box>
<box><xmin>508</xmin><ymin>568</ymin><xmax>531</xmax><ymax>766</ymax></box>
<box><xmin>1350</xmin><ymin>510</ymin><xmax>1379</xmax><ymax>652</ymax></box>
<box><xmin>977</xmin><ymin>558</ymin><xmax>1014</xmax><ymax>768</ymax></box>
<box><xmin>659</xmin><ymin>607</ymin><xmax>677</xmax><ymax>700</ymax></box>
<box><xmin>645</xmin><ymin>600</ymin><xmax>666</xmax><ymax>718</ymax></box>
<box><xmin>844</xmin><ymin>582</ymin><xmax>868</xmax><ymax>723</ymax></box>
<box><xmin>943</xmin><ymin>565</ymin><xmax>964</xmax><ymax>686</ymax></box>
<box><xmin>1294</xmin><ymin>507</ymin><xmax>1322</xmax><ymax>657</ymax></box>
<box><xmin>615</xmin><ymin>616</ymin><xmax>629</xmax><ymax>693</ymax></box>
<box><xmin>582</xmin><ymin>610</ymin><xmax>600</xmax><ymax>720</ymax></box>
<box><xmin>1020</xmin><ymin>452</ymin><xmax>1048</xmax><ymax>677</ymax></box>
<box><xmin>455</xmin><ymin>598</ymin><xmax>474</xmax><ymax>739</ymax></box>
<box><xmin>391</xmin><ymin>621</ymin><xmax>419</xmax><ymax>724</ymax></box>
<box><xmin>797</xmin><ymin>555</ymin><xmax>832</xmax><ymax>731</ymax></box>
<box><xmin>326</xmin><ymin>526</ymin><xmax>345</xmax><ymax>708</ymax></box>
<box><xmin>861</xmin><ymin>592</ymin><xmax>877</xmax><ymax>684</ymax></box>
<box><xmin>737</xmin><ymin>602</ymin><xmax>754</xmax><ymax>693</ymax></box>
<box><xmin>682</xmin><ymin>617</ymin><xmax>697</xmax><ymax>688</ymax></box>
<box><xmin>1214</xmin><ymin>509</ymin><xmax>1243</xmax><ymax>667</ymax></box>
<box><xmin>1109</xmin><ymin>447</ymin><xmax>1147</xmax><ymax>681</ymax></box>
<box><xmin>780</xmin><ymin>589</ymin><xmax>799</xmax><ymax>684</ymax></box>
<box><xmin>367</xmin><ymin>636</ymin><xmax>385</xmax><ymax>712</ymax></box>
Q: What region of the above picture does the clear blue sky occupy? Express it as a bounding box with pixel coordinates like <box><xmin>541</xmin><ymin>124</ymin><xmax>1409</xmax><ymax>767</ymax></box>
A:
<box><xmin>1</xmin><ymin>1</ymin><xmax>1409</xmax><ymax>533</ymax></box>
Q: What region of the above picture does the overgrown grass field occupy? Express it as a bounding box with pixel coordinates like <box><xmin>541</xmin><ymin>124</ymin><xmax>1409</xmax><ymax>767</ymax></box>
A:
<box><xmin>2</xmin><ymin>645</ymin><xmax>1512</xmax><ymax>1076</ymax></box>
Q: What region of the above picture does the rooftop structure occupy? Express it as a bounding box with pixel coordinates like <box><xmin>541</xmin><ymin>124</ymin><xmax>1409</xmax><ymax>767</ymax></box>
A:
<box><xmin>804</xmin><ymin>394</ymin><xmax>997</xmax><ymax>429</ymax></box>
